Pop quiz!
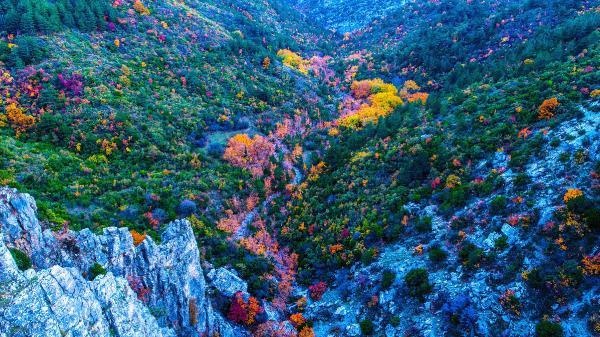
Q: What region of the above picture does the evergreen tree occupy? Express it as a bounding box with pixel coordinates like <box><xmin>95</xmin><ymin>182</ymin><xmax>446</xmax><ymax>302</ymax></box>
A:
<box><xmin>20</xmin><ymin>11</ymin><xmax>35</xmax><ymax>34</ymax></box>
<box><xmin>0</xmin><ymin>0</ymin><xmax>115</xmax><ymax>35</ymax></box>
<box><xmin>2</xmin><ymin>8</ymin><xmax>20</xmax><ymax>34</ymax></box>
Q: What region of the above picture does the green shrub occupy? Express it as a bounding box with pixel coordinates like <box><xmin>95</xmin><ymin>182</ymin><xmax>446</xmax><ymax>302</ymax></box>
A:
<box><xmin>560</xmin><ymin>260</ymin><xmax>583</xmax><ymax>287</ymax></box>
<box><xmin>559</xmin><ymin>152</ymin><xmax>570</xmax><ymax>163</ymax></box>
<box><xmin>490</xmin><ymin>195</ymin><xmax>508</xmax><ymax>215</ymax></box>
<box><xmin>494</xmin><ymin>235</ymin><xmax>509</xmax><ymax>251</ymax></box>
<box><xmin>458</xmin><ymin>242</ymin><xmax>484</xmax><ymax>269</ymax></box>
<box><xmin>89</xmin><ymin>262</ymin><xmax>107</xmax><ymax>280</ymax></box>
<box><xmin>381</xmin><ymin>270</ymin><xmax>396</xmax><ymax>289</ymax></box>
<box><xmin>404</xmin><ymin>268</ymin><xmax>432</xmax><ymax>299</ymax></box>
<box><xmin>509</xmin><ymin>150</ymin><xmax>529</xmax><ymax>168</ymax></box>
<box><xmin>565</xmin><ymin>194</ymin><xmax>588</xmax><ymax>214</ymax></box>
<box><xmin>415</xmin><ymin>216</ymin><xmax>432</xmax><ymax>233</ymax></box>
<box><xmin>584</xmin><ymin>207</ymin><xmax>600</xmax><ymax>231</ymax></box>
<box><xmin>525</xmin><ymin>268</ymin><xmax>547</xmax><ymax>290</ymax></box>
<box><xmin>513</xmin><ymin>173</ymin><xmax>530</xmax><ymax>188</ymax></box>
<box><xmin>535</xmin><ymin>320</ymin><xmax>564</xmax><ymax>337</ymax></box>
<box><xmin>9</xmin><ymin>248</ymin><xmax>32</xmax><ymax>271</ymax></box>
<box><xmin>428</xmin><ymin>246</ymin><xmax>448</xmax><ymax>263</ymax></box>
<box><xmin>360</xmin><ymin>319</ymin><xmax>375</xmax><ymax>335</ymax></box>
<box><xmin>361</xmin><ymin>248</ymin><xmax>377</xmax><ymax>265</ymax></box>
<box><xmin>441</xmin><ymin>185</ymin><xmax>469</xmax><ymax>210</ymax></box>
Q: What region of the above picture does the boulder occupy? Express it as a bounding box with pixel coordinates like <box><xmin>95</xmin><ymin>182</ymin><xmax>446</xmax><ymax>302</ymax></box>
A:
<box><xmin>207</xmin><ymin>267</ymin><xmax>249</xmax><ymax>298</ymax></box>
<box><xmin>500</xmin><ymin>223</ymin><xmax>519</xmax><ymax>245</ymax></box>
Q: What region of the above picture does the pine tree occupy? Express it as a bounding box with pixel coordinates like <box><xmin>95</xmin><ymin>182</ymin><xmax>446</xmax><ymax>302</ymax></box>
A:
<box><xmin>58</xmin><ymin>2</ymin><xmax>75</xmax><ymax>28</ymax></box>
<box><xmin>2</xmin><ymin>8</ymin><xmax>21</xmax><ymax>34</ymax></box>
<box><xmin>20</xmin><ymin>11</ymin><xmax>35</xmax><ymax>34</ymax></box>
<box><xmin>47</xmin><ymin>6</ymin><xmax>61</xmax><ymax>32</ymax></box>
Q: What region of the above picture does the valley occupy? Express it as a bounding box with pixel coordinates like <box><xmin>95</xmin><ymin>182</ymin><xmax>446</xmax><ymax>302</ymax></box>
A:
<box><xmin>0</xmin><ymin>0</ymin><xmax>599</xmax><ymax>336</ymax></box>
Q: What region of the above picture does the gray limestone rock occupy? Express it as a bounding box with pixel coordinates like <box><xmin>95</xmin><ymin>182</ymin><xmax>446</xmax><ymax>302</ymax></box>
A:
<box><xmin>0</xmin><ymin>187</ymin><xmax>248</xmax><ymax>337</ymax></box>
<box><xmin>207</xmin><ymin>267</ymin><xmax>249</xmax><ymax>298</ymax></box>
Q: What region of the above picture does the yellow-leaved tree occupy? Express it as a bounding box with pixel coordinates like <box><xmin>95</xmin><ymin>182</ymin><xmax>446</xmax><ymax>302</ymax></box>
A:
<box><xmin>277</xmin><ymin>49</ymin><xmax>309</xmax><ymax>75</ymax></box>
<box><xmin>339</xmin><ymin>78</ymin><xmax>405</xmax><ymax>128</ymax></box>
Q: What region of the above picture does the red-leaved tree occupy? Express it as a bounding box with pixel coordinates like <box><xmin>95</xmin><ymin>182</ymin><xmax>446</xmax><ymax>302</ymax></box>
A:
<box><xmin>308</xmin><ymin>281</ymin><xmax>327</xmax><ymax>301</ymax></box>
<box><xmin>227</xmin><ymin>291</ymin><xmax>263</xmax><ymax>326</ymax></box>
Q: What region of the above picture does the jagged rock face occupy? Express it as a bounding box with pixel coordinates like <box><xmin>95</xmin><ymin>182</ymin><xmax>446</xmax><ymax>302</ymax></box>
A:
<box><xmin>0</xmin><ymin>190</ymin><xmax>43</xmax><ymax>257</ymax></box>
<box><xmin>0</xmin><ymin>222</ymin><xmax>175</xmax><ymax>337</ymax></box>
<box><xmin>0</xmin><ymin>188</ymin><xmax>248</xmax><ymax>337</ymax></box>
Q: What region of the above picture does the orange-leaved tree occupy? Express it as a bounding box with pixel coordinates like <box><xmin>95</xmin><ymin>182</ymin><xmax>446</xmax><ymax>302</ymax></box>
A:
<box><xmin>538</xmin><ymin>97</ymin><xmax>559</xmax><ymax>120</ymax></box>
<box><xmin>4</xmin><ymin>103</ymin><xmax>35</xmax><ymax>135</ymax></box>
<box><xmin>407</xmin><ymin>92</ymin><xmax>429</xmax><ymax>105</ymax></box>
<box><xmin>262</xmin><ymin>57</ymin><xmax>271</xmax><ymax>69</ymax></box>
<box><xmin>340</xmin><ymin>78</ymin><xmax>409</xmax><ymax>129</ymax></box>
<box><xmin>130</xmin><ymin>229</ymin><xmax>146</xmax><ymax>246</ymax></box>
<box><xmin>223</xmin><ymin>134</ymin><xmax>275</xmax><ymax>177</ymax></box>
<box><xmin>227</xmin><ymin>291</ymin><xmax>263</xmax><ymax>325</ymax></box>
<box><xmin>133</xmin><ymin>0</ymin><xmax>150</xmax><ymax>15</ymax></box>
<box><xmin>350</xmin><ymin>78</ymin><xmax>397</xmax><ymax>99</ymax></box>
<box><xmin>299</xmin><ymin>326</ymin><xmax>315</xmax><ymax>337</ymax></box>
<box><xmin>289</xmin><ymin>313</ymin><xmax>306</xmax><ymax>328</ymax></box>
<box><xmin>563</xmin><ymin>188</ymin><xmax>583</xmax><ymax>203</ymax></box>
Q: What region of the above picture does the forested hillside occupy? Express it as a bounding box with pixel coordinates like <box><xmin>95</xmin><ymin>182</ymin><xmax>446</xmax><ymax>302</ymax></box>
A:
<box><xmin>0</xmin><ymin>1</ymin><xmax>599</xmax><ymax>336</ymax></box>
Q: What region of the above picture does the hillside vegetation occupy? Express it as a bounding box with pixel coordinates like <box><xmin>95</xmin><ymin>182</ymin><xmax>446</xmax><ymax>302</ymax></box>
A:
<box><xmin>0</xmin><ymin>0</ymin><xmax>598</xmax><ymax>336</ymax></box>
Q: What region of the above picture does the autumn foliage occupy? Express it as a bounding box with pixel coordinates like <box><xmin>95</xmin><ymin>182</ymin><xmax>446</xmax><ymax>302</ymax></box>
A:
<box><xmin>538</xmin><ymin>97</ymin><xmax>560</xmax><ymax>120</ymax></box>
<box><xmin>133</xmin><ymin>0</ymin><xmax>150</xmax><ymax>15</ymax></box>
<box><xmin>188</xmin><ymin>298</ymin><xmax>198</xmax><ymax>325</ymax></box>
<box><xmin>227</xmin><ymin>291</ymin><xmax>263</xmax><ymax>326</ymax></box>
<box><xmin>4</xmin><ymin>103</ymin><xmax>35</xmax><ymax>135</ymax></box>
<box><xmin>407</xmin><ymin>92</ymin><xmax>430</xmax><ymax>104</ymax></box>
<box><xmin>499</xmin><ymin>289</ymin><xmax>521</xmax><ymax>316</ymax></box>
<box><xmin>277</xmin><ymin>49</ymin><xmax>309</xmax><ymax>75</ymax></box>
<box><xmin>581</xmin><ymin>254</ymin><xmax>600</xmax><ymax>276</ymax></box>
<box><xmin>339</xmin><ymin>79</ymin><xmax>403</xmax><ymax>128</ymax></box>
<box><xmin>223</xmin><ymin>134</ymin><xmax>275</xmax><ymax>177</ymax></box>
<box><xmin>289</xmin><ymin>313</ymin><xmax>306</xmax><ymax>327</ymax></box>
<box><xmin>299</xmin><ymin>326</ymin><xmax>315</xmax><ymax>337</ymax></box>
<box><xmin>563</xmin><ymin>188</ymin><xmax>583</xmax><ymax>203</ymax></box>
<box><xmin>340</xmin><ymin>78</ymin><xmax>427</xmax><ymax>129</ymax></box>
<box><xmin>127</xmin><ymin>274</ymin><xmax>151</xmax><ymax>302</ymax></box>
<box><xmin>350</xmin><ymin>78</ymin><xmax>398</xmax><ymax>98</ymax></box>
<box><xmin>262</xmin><ymin>57</ymin><xmax>271</xmax><ymax>69</ymax></box>
<box><xmin>254</xmin><ymin>321</ymin><xmax>297</xmax><ymax>337</ymax></box>
<box><xmin>130</xmin><ymin>229</ymin><xmax>146</xmax><ymax>246</ymax></box>
<box><xmin>308</xmin><ymin>281</ymin><xmax>327</xmax><ymax>300</ymax></box>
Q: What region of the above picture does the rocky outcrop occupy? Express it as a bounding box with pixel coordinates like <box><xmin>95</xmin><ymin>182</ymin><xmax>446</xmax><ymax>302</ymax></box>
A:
<box><xmin>207</xmin><ymin>267</ymin><xmax>249</xmax><ymax>298</ymax></box>
<box><xmin>0</xmin><ymin>187</ymin><xmax>248</xmax><ymax>337</ymax></box>
<box><xmin>0</xmin><ymin>245</ymin><xmax>175</xmax><ymax>337</ymax></box>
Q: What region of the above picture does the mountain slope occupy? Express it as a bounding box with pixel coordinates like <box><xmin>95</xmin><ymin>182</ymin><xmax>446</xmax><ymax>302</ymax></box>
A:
<box><xmin>0</xmin><ymin>1</ymin><xmax>599</xmax><ymax>337</ymax></box>
<box><xmin>292</xmin><ymin>0</ymin><xmax>405</xmax><ymax>32</ymax></box>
